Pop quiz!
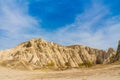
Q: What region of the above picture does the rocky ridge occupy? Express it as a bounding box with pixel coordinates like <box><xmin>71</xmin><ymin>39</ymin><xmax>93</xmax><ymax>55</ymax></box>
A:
<box><xmin>115</xmin><ymin>40</ymin><xmax>120</xmax><ymax>61</ymax></box>
<box><xmin>0</xmin><ymin>38</ymin><xmax>119</xmax><ymax>70</ymax></box>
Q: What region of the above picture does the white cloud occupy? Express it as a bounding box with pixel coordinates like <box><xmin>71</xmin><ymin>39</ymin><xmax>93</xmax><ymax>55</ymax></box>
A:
<box><xmin>48</xmin><ymin>2</ymin><xmax>120</xmax><ymax>50</ymax></box>
<box><xmin>0</xmin><ymin>0</ymin><xmax>44</xmax><ymax>49</ymax></box>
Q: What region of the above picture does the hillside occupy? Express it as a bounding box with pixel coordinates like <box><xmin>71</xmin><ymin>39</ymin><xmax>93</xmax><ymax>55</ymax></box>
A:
<box><xmin>0</xmin><ymin>38</ymin><xmax>119</xmax><ymax>70</ymax></box>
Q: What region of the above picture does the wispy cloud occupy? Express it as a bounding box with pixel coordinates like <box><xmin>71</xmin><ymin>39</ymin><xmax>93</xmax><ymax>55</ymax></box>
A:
<box><xmin>48</xmin><ymin>1</ymin><xmax>120</xmax><ymax>50</ymax></box>
<box><xmin>0</xmin><ymin>0</ymin><xmax>43</xmax><ymax>49</ymax></box>
<box><xmin>0</xmin><ymin>0</ymin><xmax>120</xmax><ymax>50</ymax></box>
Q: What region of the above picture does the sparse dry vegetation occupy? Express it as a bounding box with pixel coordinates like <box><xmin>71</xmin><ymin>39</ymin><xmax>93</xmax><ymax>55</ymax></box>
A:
<box><xmin>47</xmin><ymin>61</ymin><xmax>55</xmax><ymax>67</ymax></box>
<box><xmin>78</xmin><ymin>62</ymin><xmax>93</xmax><ymax>67</ymax></box>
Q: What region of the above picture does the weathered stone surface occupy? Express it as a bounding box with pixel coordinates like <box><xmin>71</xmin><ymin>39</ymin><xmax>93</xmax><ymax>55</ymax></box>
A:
<box><xmin>115</xmin><ymin>40</ymin><xmax>120</xmax><ymax>61</ymax></box>
<box><xmin>103</xmin><ymin>48</ymin><xmax>116</xmax><ymax>64</ymax></box>
<box><xmin>0</xmin><ymin>38</ymin><xmax>117</xmax><ymax>70</ymax></box>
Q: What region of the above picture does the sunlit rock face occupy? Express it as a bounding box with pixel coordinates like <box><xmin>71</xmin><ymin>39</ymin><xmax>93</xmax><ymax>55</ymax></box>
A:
<box><xmin>103</xmin><ymin>48</ymin><xmax>116</xmax><ymax>64</ymax></box>
<box><xmin>0</xmin><ymin>38</ymin><xmax>117</xmax><ymax>70</ymax></box>
<box><xmin>115</xmin><ymin>40</ymin><xmax>120</xmax><ymax>61</ymax></box>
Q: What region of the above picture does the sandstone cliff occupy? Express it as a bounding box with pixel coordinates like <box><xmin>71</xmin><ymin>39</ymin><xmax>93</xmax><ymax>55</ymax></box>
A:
<box><xmin>0</xmin><ymin>38</ymin><xmax>117</xmax><ymax>70</ymax></box>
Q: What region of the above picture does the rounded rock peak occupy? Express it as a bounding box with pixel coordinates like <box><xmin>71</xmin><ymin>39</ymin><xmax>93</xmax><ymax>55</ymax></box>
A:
<box><xmin>17</xmin><ymin>38</ymin><xmax>47</xmax><ymax>48</ymax></box>
<box><xmin>30</xmin><ymin>38</ymin><xmax>46</xmax><ymax>42</ymax></box>
<box><xmin>107</xmin><ymin>48</ymin><xmax>115</xmax><ymax>52</ymax></box>
<box><xmin>30</xmin><ymin>38</ymin><xmax>47</xmax><ymax>44</ymax></box>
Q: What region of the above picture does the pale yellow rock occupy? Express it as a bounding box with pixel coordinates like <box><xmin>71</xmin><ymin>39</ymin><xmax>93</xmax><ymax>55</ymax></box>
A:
<box><xmin>0</xmin><ymin>38</ymin><xmax>118</xmax><ymax>70</ymax></box>
<box><xmin>103</xmin><ymin>48</ymin><xmax>116</xmax><ymax>64</ymax></box>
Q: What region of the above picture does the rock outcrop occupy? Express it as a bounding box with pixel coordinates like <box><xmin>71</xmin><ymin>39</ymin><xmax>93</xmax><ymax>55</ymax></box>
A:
<box><xmin>0</xmin><ymin>38</ymin><xmax>118</xmax><ymax>70</ymax></box>
<box><xmin>103</xmin><ymin>48</ymin><xmax>116</xmax><ymax>64</ymax></box>
<box><xmin>115</xmin><ymin>40</ymin><xmax>120</xmax><ymax>61</ymax></box>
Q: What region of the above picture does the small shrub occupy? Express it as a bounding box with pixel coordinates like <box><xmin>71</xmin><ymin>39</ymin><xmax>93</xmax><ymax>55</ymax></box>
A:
<box><xmin>78</xmin><ymin>62</ymin><xmax>93</xmax><ymax>67</ymax></box>
<box><xmin>47</xmin><ymin>61</ymin><xmax>55</xmax><ymax>67</ymax></box>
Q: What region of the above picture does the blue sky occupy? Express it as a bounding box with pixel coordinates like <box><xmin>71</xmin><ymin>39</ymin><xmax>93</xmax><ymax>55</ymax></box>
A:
<box><xmin>0</xmin><ymin>0</ymin><xmax>120</xmax><ymax>50</ymax></box>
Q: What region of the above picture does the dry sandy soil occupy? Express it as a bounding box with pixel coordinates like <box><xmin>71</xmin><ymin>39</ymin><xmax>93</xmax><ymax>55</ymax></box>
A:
<box><xmin>0</xmin><ymin>64</ymin><xmax>120</xmax><ymax>80</ymax></box>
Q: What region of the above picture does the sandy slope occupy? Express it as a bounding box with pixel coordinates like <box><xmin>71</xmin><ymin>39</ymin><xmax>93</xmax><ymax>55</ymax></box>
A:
<box><xmin>0</xmin><ymin>64</ymin><xmax>120</xmax><ymax>80</ymax></box>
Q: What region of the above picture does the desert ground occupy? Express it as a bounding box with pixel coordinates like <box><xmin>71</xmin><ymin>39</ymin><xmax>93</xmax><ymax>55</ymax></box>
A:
<box><xmin>0</xmin><ymin>64</ymin><xmax>120</xmax><ymax>80</ymax></box>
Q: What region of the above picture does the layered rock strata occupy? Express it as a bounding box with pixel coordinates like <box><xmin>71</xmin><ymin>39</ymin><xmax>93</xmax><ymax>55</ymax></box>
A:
<box><xmin>0</xmin><ymin>38</ymin><xmax>117</xmax><ymax>70</ymax></box>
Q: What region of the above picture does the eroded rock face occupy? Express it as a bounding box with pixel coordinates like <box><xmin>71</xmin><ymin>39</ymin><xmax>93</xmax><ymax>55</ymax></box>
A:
<box><xmin>115</xmin><ymin>41</ymin><xmax>120</xmax><ymax>61</ymax></box>
<box><xmin>103</xmin><ymin>48</ymin><xmax>116</xmax><ymax>64</ymax></box>
<box><xmin>0</xmin><ymin>38</ymin><xmax>117</xmax><ymax>70</ymax></box>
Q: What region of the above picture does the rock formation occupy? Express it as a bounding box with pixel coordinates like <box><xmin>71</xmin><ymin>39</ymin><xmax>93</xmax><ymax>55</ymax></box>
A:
<box><xmin>103</xmin><ymin>48</ymin><xmax>116</xmax><ymax>64</ymax></box>
<box><xmin>0</xmin><ymin>38</ymin><xmax>118</xmax><ymax>70</ymax></box>
<box><xmin>115</xmin><ymin>40</ymin><xmax>120</xmax><ymax>61</ymax></box>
